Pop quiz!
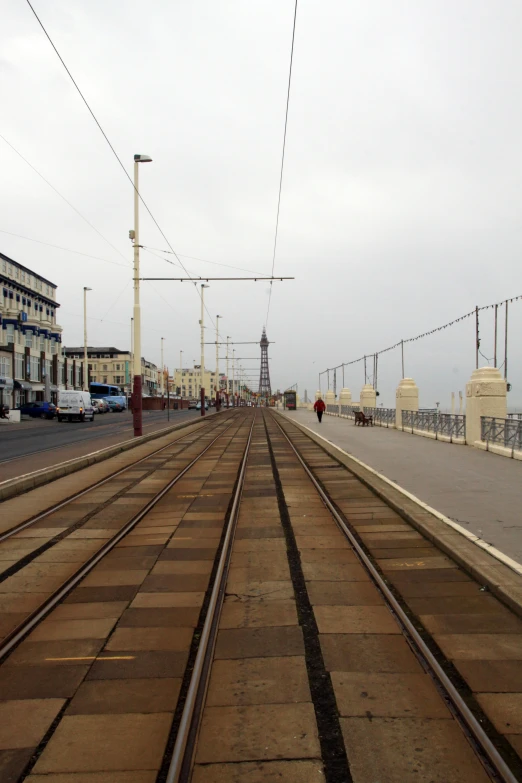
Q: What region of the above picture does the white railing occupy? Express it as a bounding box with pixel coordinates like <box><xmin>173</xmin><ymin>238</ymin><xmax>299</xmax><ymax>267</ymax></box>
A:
<box><xmin>402</xmin><ymin>410</ymin><xmax>466</xmax><ymax>441</ymax></box>
<box><xmin>481</xmin><ymin>416</ymin><xmax>522</xmax><ymax>453</ymax></box>
<box><xmin>365</xmin><ymin>407</ymin><xmax>395</xmax><ymax>427</ymax></box>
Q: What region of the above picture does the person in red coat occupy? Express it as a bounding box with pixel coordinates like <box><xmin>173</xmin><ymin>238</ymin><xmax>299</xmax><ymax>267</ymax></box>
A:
<box><xmin>313</xmin><ymin>397</ymin><xmax>326</xmax><ymax>423</ymax></box>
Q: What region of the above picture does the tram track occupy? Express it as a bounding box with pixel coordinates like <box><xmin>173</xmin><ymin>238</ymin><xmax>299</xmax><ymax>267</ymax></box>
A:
<box><xmin>1</xmin><ymin>411</ymin><xmax>230</xmax><ymax>543</ymax></box>
<box><xmin>0</xmin><ymin>408</ymin><xmax>521</xmax><ymax>782</ymax></box>
<box><xmin>0</xmin><ymin>412</ymin><xmax>240</xmax><ymax>657</ymax></box>
<box><xmin>165</xmin><ymin>409</ymin><xmax>521</xmax><ymax>783</ymax></box>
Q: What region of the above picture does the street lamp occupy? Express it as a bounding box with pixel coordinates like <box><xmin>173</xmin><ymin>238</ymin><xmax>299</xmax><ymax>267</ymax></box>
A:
<box><xmin>130</xmin><ymin>153</ymin><xmax>152</xmax><ymax>437</ymax></box>
<box><xmin>215</xmin><ymin>314</ymin><xmax>221</xmax><ymax>409</ymax></box>
<box><xmin>200</xmin><ymin>284</ymin><xmax>209</xmax><ymax>416</ymax></box>
<box><xmin>83</xmin><ymin>287</ymin><xmax>92</xmax><ymax>391</ymax></box>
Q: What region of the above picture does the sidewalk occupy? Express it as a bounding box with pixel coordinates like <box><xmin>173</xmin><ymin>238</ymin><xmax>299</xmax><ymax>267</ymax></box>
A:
<box><xmin>283</xmin><ymin>409</ymin><xmax>522</xmax><ymax>564</ymax></box>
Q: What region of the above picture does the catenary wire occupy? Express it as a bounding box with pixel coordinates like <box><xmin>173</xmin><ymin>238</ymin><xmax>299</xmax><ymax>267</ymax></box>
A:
<box><xmin>265</xmin><ymin>0</ymin><xmax>298</xmax><ymax>328</ymax></box>
<box><xmin>0</xmin><ymin>133</ymin><xmax>129</xmax><ymax>263</ymax></box>
<box><xmin>0</xmin><ymin>229</ymin><xmax>129</xmax><ymax>269</ymax></box>
<box><xmin>24</xmin><ymin>0</ymin><xmax>215</xmax><ymax>328</ymax></box>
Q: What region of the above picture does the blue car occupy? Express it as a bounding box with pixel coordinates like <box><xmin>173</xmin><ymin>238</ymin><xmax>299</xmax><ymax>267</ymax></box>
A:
<box><xmin>19</xmin><ymin>401</ymin><xmax>57</xmax><ymax>419</ymax></box>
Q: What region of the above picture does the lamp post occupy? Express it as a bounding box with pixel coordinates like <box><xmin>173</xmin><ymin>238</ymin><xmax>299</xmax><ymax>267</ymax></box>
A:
<box><xmin>83</xmin><ymin>287</ymin><xmax>92</xmax><ymax>391</ymax></box>
<box><xmin>160</xmin><ymin>337</ymin><xmax>164</xmax><ymax>401</ymax></box>
<box><xmin>232</xmin><ymin>348</ymin><xmax>236</xmax><ymax>407</ymax></box>
<box><xmin>226</xmin><ymin>336</ymin><xmax>230</xmax><ymax>405</ymax></box>
<box><xmin>130</xmin><ymin>153</ymin><xmax>152</xmax><ymax>437</ymax></box>
<box><xmin>200</xmin><ymin>284</ymin><xmax>209</xmax><ymax>415</ymax></box>
<box><xmin>215</xmin><ymin>314</ymin><xmax>221</xmax><ymax>409</ymax></box>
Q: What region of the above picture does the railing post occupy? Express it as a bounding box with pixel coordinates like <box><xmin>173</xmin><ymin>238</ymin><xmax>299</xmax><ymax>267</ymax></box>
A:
<box><xmin>465</xmin><ymin>367</ymin><xmax>507</xmax><ymax>446</ymax></box>
<box><xmin>395</xmin><ymin>377</ymin><xmax>419</xmax><ymax>430</ymax></box>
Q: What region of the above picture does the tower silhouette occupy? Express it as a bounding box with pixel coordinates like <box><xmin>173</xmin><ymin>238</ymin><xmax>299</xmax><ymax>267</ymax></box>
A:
<box><xmin>258</xmin><ymin>327</ymin><xmax>272</xmax><ymax>398</ymax></box>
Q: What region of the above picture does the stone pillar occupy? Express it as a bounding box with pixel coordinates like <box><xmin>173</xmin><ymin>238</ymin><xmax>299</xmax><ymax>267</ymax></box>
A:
<box><xmin>395</xmin><ymin>377</ymin><xmax>419</xmax><ymax>429</ymax></box>
<box><xmin>465</xmin><ymin>367</ymin><xmax>507</xmax><ymax>445</ymax></box>
<box><xmin>360</xmin><ymin>384</ymin><xmax>376</xmax><ymax>409</ymax></box>
<box><xmin>325</xmin><ymin>390</ymin><xmax>336</xmax><ymax>409</ymax></box>
<box><xmin>339</xmin><ymin>388</ymin><xmax>351</xmax><ymax>417</ymax></box>
<box><xmin>315</xmin><ymin>390</ymin><xmax>322</xmax><ymax>401</ymax></box>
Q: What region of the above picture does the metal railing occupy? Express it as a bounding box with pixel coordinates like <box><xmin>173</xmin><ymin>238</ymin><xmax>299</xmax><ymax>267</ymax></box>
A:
<box><xmin>402</xmin><ymin>410</ymin><xmax>466</xmax><ymax>440</ymax></box>
<box><xmin>326</xmin><ymin>404</ymin><xmax>339</xmax><ymax>414</ymax></box>
<box><xmin>365</xmin><ymin>407</ymin><xmax>395</xmax><ymax>427</ymax></box>
<box><xmin>481</xmin><ymin>416</ymin><xmax>522</xmax><ymax>452</ymax></box>
<box><xmin>507</xmin><ymin>412</ymin><xmax>522</xmax><ymax>421</ymax></box>
<box><xmin>340</xmin><ymin>405</ymin><xmax>360</xmax><ymax>418</ymax></box>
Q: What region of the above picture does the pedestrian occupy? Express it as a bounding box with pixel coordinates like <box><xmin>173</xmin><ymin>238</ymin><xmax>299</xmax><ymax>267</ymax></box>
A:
<box><xmin>314</xmin><ymin>397</ymin><xmax>326</xmax><ymax>423</ymax></box>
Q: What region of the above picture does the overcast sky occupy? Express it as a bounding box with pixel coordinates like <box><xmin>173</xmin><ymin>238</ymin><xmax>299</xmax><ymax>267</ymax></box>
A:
<box><xmin>2</xmin><ymin>0</ymin><xmax>521</xmax><ymax>408</ymax></box>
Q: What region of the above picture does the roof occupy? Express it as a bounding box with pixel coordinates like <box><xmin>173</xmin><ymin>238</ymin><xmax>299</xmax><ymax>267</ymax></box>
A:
<box><xmin>63</xmin><ymin>346</ymin><xmax>128</xmax><ymax>354</ymax></box>
<box><xmin>0</xmin><ymin>252</ymin><xmax>58</xmax><ymax>288</ymax></box>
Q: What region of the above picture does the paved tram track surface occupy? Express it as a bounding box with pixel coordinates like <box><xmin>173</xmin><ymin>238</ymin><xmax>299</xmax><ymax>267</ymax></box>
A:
<box><xmin>0</xmin><ymin>409</ymin><xmax>521</xmax><ymax>782</ymax></box>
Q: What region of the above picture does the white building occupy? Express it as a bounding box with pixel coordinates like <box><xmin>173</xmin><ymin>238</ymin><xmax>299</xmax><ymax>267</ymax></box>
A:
<box><xmin>171</xmin><ymin>365</ymin><xmax>238</xmax><ymax>400</ymax></box>
<box><xmin>0</xmin><ymin>252</ymin><xmax>63</xmax><ymax>408</ymax></box>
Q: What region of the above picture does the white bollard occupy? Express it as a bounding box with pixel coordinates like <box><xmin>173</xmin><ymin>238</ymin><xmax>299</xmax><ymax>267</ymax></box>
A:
<box><xmin>466</xmin><ymin>367</ymin><xmax>507</xmax><ymax>446</ymax></box>
<box><xmin>339</xmin><ymin>388</ymin><xmax>352</xmax><ymax>417</ymax></box>
<box><xmin>360</xmin><ymin>384</ymin><xmax>376</xmax><ymax>410</ymax></box>
<box><xmin>396</xmin><ymin>377</ymin><xmax>419</xmax><ymax>429</ymax></box>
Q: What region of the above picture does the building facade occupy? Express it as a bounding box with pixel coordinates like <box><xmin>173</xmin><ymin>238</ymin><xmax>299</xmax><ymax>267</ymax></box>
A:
<box><xmin>170</xmin><ymin>365</ymin><xmax>244</xmax><ymax>400</ymax></box>
<box><xmin>63</xmin><ymin>347</ymin><xmax>158</xmax><ymax>396</ymax></box>
<box><xmin>0</xmin><ymin>252</ymin><xmax>62</xmax><ymax>408</ymax></box>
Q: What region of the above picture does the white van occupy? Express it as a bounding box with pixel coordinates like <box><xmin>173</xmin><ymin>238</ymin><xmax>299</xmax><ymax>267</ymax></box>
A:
<box><xmin>57</xmin><ymin>390</ymin><xmax>95</xmax><ymax>422</ymax></box>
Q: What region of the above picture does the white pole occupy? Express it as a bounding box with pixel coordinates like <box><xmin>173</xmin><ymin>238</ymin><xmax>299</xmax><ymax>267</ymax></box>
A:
<box><xmin>130</xmin><ymin>317</ymin><xmax>134</xmax><ymax>396</ymax></box>
<box><xmin>179</xmin><ymin>349</ymin><xmax>183</xmax><ymax>398</ymax></box>
<box><xmin>160</xmin><ymin>337</ymin><xmax>164</xmax><ymax>397</ymax></box>
<box><xmin>215</xmin><ymin>315</ymin><xmax>220</xmax><ymax>399</ymax></box>
<box><xmin>132</xmin><ymin>159</ymin><xmax>142</xmax><ymax>435</ymax></box>
<box><xmin>226</xmin><ymin>336</ymin><xmax>230</xmax><ymax>400</ymax></box>
<box><xmin>232</xmin><ymin>349</ymin><xmax>235</xmax><ymax>405</ymax></box>
<box><xmin>83</xmin><ymin>287</ymin><xmax>91</xmax><ymax>391</ymax></box>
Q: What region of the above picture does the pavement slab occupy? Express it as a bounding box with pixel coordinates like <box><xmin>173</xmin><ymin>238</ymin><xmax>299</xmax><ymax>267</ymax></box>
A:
<box><xmin>32</xmin><ymin>713</ymin><xmax>172</xmax><ymax>774</ymax></box>
<box><xmin>66</xmin><ymin>677</ymin><xmax>182</xmax><ymax>715</ymax></box>
<box><xmin>331</xmin><ymin>671</ymin><xmax>450</xmax><ymax>718</ymax></box>
<box><xmin>340</xmin><ymin>716</ymin><xmax>490</xmax><ymax>782</ymax></box>
<box><xmin>320</xmin><ymin>634</ymin><xmax>423</xmax><ymax>674</ymax></box>
<box><xmin>206</xmin><ymin>656</ymin><xmax>310</xmax><ymax>706</ymax></box>
<box><xmin>195</xmin><ymin>703</ymin><xmax>320</xmax><ymax>763</ymax></box>
<box><xmin>191</xmin><ymin>760</ymin><xmax>325</xmax><ymax>782</ymax></box>
<box><xmin>0</xmin><ymin>698</ymin><xmax>65</xmax><ymax>749</ymax></box>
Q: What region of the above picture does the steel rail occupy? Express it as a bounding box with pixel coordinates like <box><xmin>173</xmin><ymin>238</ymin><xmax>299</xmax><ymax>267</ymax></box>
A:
<box><xmin>0</xmin><ymin>411</ymin><xmax>232</xmax><ymax>543</ymax></box>
<box><xmin>166</xmin><ymin>413</ymin><xmax>256</xmax><ymax>783</ymax></box>
<box><xmin>270</xmin><ymin>411</ymin><xmax>518</xmax><ymax>783</ymax></box>
<box><xmin>0</xmin><ymin>416</ymin><xmax>241</xmax><ymax>662</ymax></box>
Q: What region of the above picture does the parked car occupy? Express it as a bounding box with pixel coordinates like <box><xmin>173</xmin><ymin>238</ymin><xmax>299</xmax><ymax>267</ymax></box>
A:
<box><xmin>57</xmin><ymin>391</ymin><xmax>94</xmax><ymax>422</ymax></box>
<box><xmin>107</xmin><ymin>398</ymin><xmax>124</xmax><ymax>412</ymax></box>
<box><xmin>97</xmin><ymin>398</ymin><xmax>110</xmax><ymax>413</ymax></box>
<box><xmin>196</xmin><ymin>401</ymin><xmax>209</xmax><ymax>411</ymax></box>
<box><xmin>91</xmin><ymin>399</ymin><xmax>103</xmax><ymax>414</ymax></box>
<box><xmin>188</xmin><ymin>400</ymin><xmax>198</xmax><ymax>410</ymax></box>
<box><xmin>18</xmin><ymin>401</ymin><xmax>56</xmax><ymax>420</ymax></box>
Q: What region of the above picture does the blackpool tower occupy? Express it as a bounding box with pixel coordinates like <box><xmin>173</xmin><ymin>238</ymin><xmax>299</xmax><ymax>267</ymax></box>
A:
<box><xmin>258</xmin><ymin>327</ymin><xmax>272</xmax><ymax>399</ymax></box>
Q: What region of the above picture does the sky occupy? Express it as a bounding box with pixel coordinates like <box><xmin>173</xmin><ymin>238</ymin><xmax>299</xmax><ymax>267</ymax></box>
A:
<box><xmin>2</xmin><ymin>0</ymin><xmax>521</xmax><ymax>409</ymax></box>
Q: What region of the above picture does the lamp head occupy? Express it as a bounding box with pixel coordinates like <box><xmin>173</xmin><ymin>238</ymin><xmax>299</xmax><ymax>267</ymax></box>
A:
<box><xmin>134</xmin><ymin>154</ymin><xmax>153</xmax><ymax>163</ymax></box>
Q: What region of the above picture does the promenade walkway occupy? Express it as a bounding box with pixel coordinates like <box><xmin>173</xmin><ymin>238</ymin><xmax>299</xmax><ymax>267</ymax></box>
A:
<box><xmin>283</xmin><ymin>409</ymin><xmax>522</xmax><ymax>565</ymax></box>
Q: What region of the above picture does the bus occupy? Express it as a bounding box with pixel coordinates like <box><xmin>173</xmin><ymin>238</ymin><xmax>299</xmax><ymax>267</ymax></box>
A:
<box><xmin>89</xmin><ymin>382</ymin><xmax>121</xmax><ymax>399</ymax></box>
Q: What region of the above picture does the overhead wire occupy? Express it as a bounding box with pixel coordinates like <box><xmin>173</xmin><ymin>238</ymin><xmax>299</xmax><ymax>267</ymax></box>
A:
<box><xmin>142</xmin><ymin>246</ymin><xmax>274</xmax><ymax>278</ymax></box>
<box><xmin>24</xmin><ymin>0</ymin><xmax>216</xmax><ymax>329</ymax></box>
<box><xmin>265</xmin><ymin>0</ymin><xmax>298</xmax><ymax>328</ymax></box>
<box><xmin>0</xmin><ymin>229</ymin><xmax>129</xmax><ymax>268</ymax></box>
<box><xmin>0</xmin><ymin>133</ymin><xmax>129</xmax><ymax>263</ymax></box>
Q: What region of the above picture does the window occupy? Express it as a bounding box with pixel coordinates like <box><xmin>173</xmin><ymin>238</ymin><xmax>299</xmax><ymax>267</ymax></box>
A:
<box><xmin>14</xmin><ymin>267</ymin><xmax>19</xmax><ymax>279</ymax></box>
<box><xmin>40</xmin><ymin>336</ymin><xmax>46</xmax><ymax>352</ymax></box>
<box><xmin>44</xmin><ymin>359</ymin><xmax>51</xmax><ymax>379</ymax></box>
<box><xmin>30</xmin><ymin>356</ymin><xmax>41</xmax><ymax>381</ymax></box>
<box><xmin>6</xmin><ymin>325</ymin><xmax>14</xmax><ymax>345</ymax></box>
<box><xmin>15</xmin><ymin>353</ymin><xmax>24</xmax><ymax>379</ymax></box>
<box><xmin>1</xmin><ymin>260</ymin><xmax>5</xmax><ymax>273</ymax></box>
<box><xmin>16</xmin><ymin>294</ymin><xmax>20</xmax><ymax>303</ymax></box>
<box><xmin>50</xmin><ymin>339</ymin><xmax>57</xmax><ymax>355</ymax></box>
<box><xmin>21</xmin><ymin>271</ymin><xmax>25</xmax><ymax>283</ymax></box>
<box><xmin>0</xmin><ymin>357</ymin><xmax>10</xmax><ymax>378</ymax></box>
<box><xmin>25</xmin><ymin>332</ymin><xmax>33</xmax><ymax>348</ymax></box>
<box><xmin>103</xmin><ymin>364</ymin><xmax>108</xmax><ymax>371</ymax></box>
